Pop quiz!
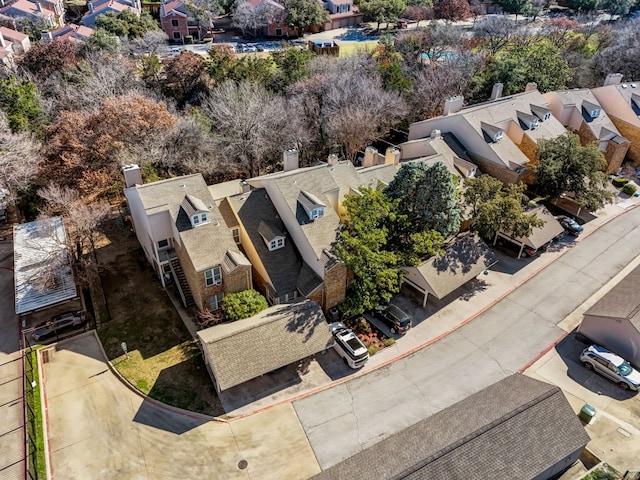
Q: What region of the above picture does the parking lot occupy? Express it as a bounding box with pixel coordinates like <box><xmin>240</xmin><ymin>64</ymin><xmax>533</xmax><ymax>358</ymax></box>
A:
<box><xmin>525</xmin><ymin>332</ymin><xmax>640</xmax><ymax>472</ymax></box>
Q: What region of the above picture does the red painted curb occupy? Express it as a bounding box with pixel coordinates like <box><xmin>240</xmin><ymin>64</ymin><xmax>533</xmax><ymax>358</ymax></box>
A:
<box><xmin>518</xmin><ymin>331</ymin><xmax>569</xmax><ymax>373</ymax></box>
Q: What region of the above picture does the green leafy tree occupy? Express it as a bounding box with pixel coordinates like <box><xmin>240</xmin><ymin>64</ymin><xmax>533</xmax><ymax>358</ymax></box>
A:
<box><xmin>335</xmin><ymin>188</ymin><xmax>442</xmax><ymax>313</ymax></box>
<box><xmin>371</xmin><ymin>37</ymin><xmax>412</xmax><ymax>92</ymax></box>
<box><xmin>464</xmin><ymin>176</ymin><xmax>544</xmax><ymax>240</ymax></box>
<box><xmin>470</xmin><ymin>40</ymin><xmax>574</xmax><ymax>101</ymax></box>
<box><xmin>598</xmin><ymin>0</ymin><xmax>634</xmax><ymax>18</ymax></box>
<box><xmin>534</xmin><ymin>133</ymin><xmax>614</xmax><ymax>211</ymax></box>
<box><xmin>496</xmin><ymin>0</ymin><xmax>529</xmax><ymax>20</ymax></box>
<box><xmin>95</xmin><ymin>10</ymin><xmax>160</xmax><ymax>39</ymax></box>
<box><xmin>0</xmin><ymin>77</ymin><xmax>46</xmax><ymax>135</ymax></box>
<box><xmin>270</xmin><ymin>47</ymin><xmax>314</xmax><ymax>91</ymax></box>
<box><xmin>222</xmin><ymin>289</ymin><xmax>269</xmax><ymax>321</ymax></box>
<box><xmin>571</xmin><ymin>0</ymin><xmax>598</xmax><ymax>11</ymax></box>
<box><xmin>281</xmin><ymin>0</ymin><xmax>330</xmax><ymax>36</ymax></box>
<box><xmin>360</xmin><ymin>0</ymin><xmax>407</xmax><ymax>31</ymax></box>
<box><xmin>385</xmin><ymin>161</ymin><xmax>461</xmax><ymax>238</ymax></box>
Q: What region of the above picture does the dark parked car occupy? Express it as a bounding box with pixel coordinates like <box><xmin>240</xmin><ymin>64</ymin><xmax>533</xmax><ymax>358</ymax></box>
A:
<box><xmin>556</xmin><ymin>215</ymin><xmax>583</xmax><ymax>236</ymax></box>
<box><xmin>374</xmin><ymin>304</ymin><xmax>412</xmax><ymax>334</ymax></box>
<box><xmin>32</xmin><ymin>311</ymin><xmax>87</xmax><ymax>342</ymax></box>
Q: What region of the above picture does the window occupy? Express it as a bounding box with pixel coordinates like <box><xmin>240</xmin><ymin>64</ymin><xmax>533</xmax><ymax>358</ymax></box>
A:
<box><xmin>275</xmin><ymin>28</ymin><xmax>282</xmax><ymax>36</ymax></box>
<box><xmin>193</xmin><ymin>215</ymin><xmax>199</xmax><ymax>225</ymax></box>
<box><xmin>208</xmin><ymin>293</ymin><xmax>224</xmax><ymax>310</ymax></box>
<box><xmin>173</xmin><ymin>32</ymin><xmax>181</xmax><ymax>40</ymax></box>
<box><xmin>200</xmin><ymin>213</ymin><xmax>207</xmax><ymax>223</ymax></box>
<box><xmin>232</xmin><ymin>228</ymin><xmax>240</xmax><ymax>244</ymax></box>
<box><xmin>310</xmin><ymin>207</ymin><xmax>324</xmax><ymax>219</ymax></box>
<box><xmin>205</xmin><ymin>266</ymin><xmax>222</xmax><ymax>286</ymax></box>
<box><xmin>269</xmin><ymin>237</ymin><xmax>285</xmax><ymax>251</ymax></box>
<box><xmin>157</xmin><ymin>239</ymin><xmax>169</xmax><ymax>249</ymax></box>
<box><xmin>171</xmin><ymin>19</ymin><xmax>179</xmax><ymax>26</ymax></box>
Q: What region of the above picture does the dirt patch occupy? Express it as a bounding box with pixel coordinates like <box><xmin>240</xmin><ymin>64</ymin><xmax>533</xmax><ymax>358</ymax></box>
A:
<box><xmin>96</xmin><ymin>217</ymin><xmax>224</xmax><ymax>416</ymax></box>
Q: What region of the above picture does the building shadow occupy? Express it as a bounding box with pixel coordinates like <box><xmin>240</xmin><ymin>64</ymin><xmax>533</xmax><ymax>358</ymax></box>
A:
<box><xmin>553</xmin><ymin>332</ymin><xmax>637</xmax><ymax>401</ymax></box>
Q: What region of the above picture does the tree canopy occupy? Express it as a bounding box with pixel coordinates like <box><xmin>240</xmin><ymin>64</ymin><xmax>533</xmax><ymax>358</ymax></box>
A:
<box><xmin>0</xmin><ymin>77</ymin><xmax>47</xmax><ymax>135</ymax></box>
<box><xmin>385</xmin><ymin>161</ymin><xmax>461</xmax><ymax>238</ymax></box>
<box><xmin>335</xmin><ymin>187</ymin><xmax>443</xmax><ymax>313</ymax></box>
<box><xmin>281</xmin><ymin>0</ymin><xmax>330</xmax><ymax>34</ymax></box>
<box><xmin>94</xmin><ymin>10</ymin><xmax>160</xmax><ymax>39</ymax></box>
<box><xmin>359</xmin><ymin>0</ymin><xmax>407</xmax><ymax>30</ymax></box>
<box><xmin>464</xmin><ymin>176</ymin><xmax>544</xmax><ymax>240</ymax></box>
<box><xmin>534</xmin><ymin>133</ymin><xmax>614</xmax><ymax>211</ymax></box>
<box><xmin>222</xmin><ymin>290</ymin><xmax>269</xmax><ymax>321</ymax></box>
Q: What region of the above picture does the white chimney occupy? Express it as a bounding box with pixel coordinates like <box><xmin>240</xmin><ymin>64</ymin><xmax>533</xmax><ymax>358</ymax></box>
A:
<box><xmin>443</xmin><ymin>96</ymin><xmax>464</xmax><ymax>116</ymax></box>
<box><xmin>385</xmin><ymin>147</ymin><xmax>400</xmax><ymax>166</ymax></box>
<box><xmin>88</xmin><ymin>2</ymin><xmax>94</xmax><ymax>13</ymax></box>
<box><xmin>121</xmin><ymin>164</ymin><xmax>142</xmax><ymax>188</ymax></box>
<box><xmin>490</xmin><ymin>83</ymin><xmax>503</xmax><ymax>101</ymax></box>
<box><xmin>35</xmin><ymin>2</ymin><xmax>42</xmax><ymax>11</ymax></box>
<box><xmin>41</xmin><ymin>31</ymin><xmax>53</xmax><ymax>42</ymax></box>
<box><xmin>604</xmin><ymin>73</ymin><xmax>623</xmax><ymax>86</ymax></box>
<box><xmin>0</xmin><ymin>32</ymin><xmax>5</xmax><ymax>49</ymax></box>
<box><xmin>362</xmin><ymin>146</ymin><xmax>377</xmax><ymax>167</ymax></box>
<box><xmin>525</xmin><ymin>82</ymin><xmax>537</xmax><ymax>92</ymax></box>
<box><xmin>239</xmin><ymin>180</ymin><xmax>250</xmax><ymax>193</ymax></box>
<box><xmin>327</xmin><ymin>154</ymin><xmax>339</xmax><ymax>166</ymax></box>
<box><xmin>283</xmin><ymin>148</ymin><xmax>299</xmax><ymax>171</ymax></box>
<box><xmin>430</xmin><ymin>129</ymin><xmax>441</xmax><ymax>139</ymax></box>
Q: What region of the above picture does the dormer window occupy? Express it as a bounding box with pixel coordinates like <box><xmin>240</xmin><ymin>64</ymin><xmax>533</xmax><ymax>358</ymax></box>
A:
<box><xmin>516</xmin><ymin>110</ymin><xmax>539</xmax><ymax>130</ymax></box>
<box><xmin>298</xmin><ymin>190</ymin><xmax>326</xmax><ymax>221</ymax></box>
<box><xmin>582</xmin><ymin>100</ymin><xmax>601</xmax><ymax>120</ymax></box>
<box><xmin>480</xmin><ymin>122</ymin><xmax>504</xmax><ymax>143</ymax></box>
<box><xmin>181</xmin><ymin>194</ymin><xmax>210</xmax><ymax>228</ymax></box>
<box><xmin>530</xmin><ymin>104</ymin><xmax>552</xmax><ymax>122</ymax></box>
<box><xmin>258</xmin><ymin>220</ymin><xmax>285</xmax><ymax>251</ymax></box>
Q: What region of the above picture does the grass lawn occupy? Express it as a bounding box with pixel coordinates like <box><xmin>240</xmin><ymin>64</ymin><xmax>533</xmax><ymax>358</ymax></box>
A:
<box><xmin>25</xmin><ymin>349</ymin><xmax>46</xmax><ymax>479</ymax></box>
<box><xmin>96</xmin><ymin>219</ymin><xmax>224</xmax><ymax>416</ymax></box>
<box><xmin>337</xmin><ymin>41</ymin><xmax>378</xmax><ymax>57</ymax></box>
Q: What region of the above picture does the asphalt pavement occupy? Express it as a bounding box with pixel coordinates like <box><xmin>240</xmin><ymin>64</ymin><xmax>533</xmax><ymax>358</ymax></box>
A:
<box><xmin>294</xmin><ymin>201</ymin><xmax>640</xmax><ymax>470</ymax></box>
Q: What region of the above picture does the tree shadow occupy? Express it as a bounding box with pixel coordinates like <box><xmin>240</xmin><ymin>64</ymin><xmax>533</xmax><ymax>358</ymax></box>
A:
<box><xmin>431</xmin><ymin>233</ymin><xmax>492</xmax><ymax>275</ymax></box>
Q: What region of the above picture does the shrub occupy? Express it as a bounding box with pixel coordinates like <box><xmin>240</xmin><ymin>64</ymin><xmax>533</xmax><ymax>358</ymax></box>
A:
<box><xmin>384</xmin><ymin>338</ymin><xmax>395</xmax><ymax>347</ymax></box>
<box><xmin>623</xmin><ymin>183</ymin><xmax>637</xmax><ymax>195</ymax></box>
<box><xmin>612</xmin><ymin>177</ymin><xmax>628</xmax><ymax>188</ymax></box>
<box><xmin>367</xmin><ymin>345</ymin><xmax>379</xmax><ymax>356</ymax></box>
<box><xmin>222</xmin><ymin>289</ymin><xmax>268</xmax><ymax>321</ymax></box>
<box><xmin>184</xmin><ymin>35</ymin><xmax>193</xmax><ymax>44</ymax></box>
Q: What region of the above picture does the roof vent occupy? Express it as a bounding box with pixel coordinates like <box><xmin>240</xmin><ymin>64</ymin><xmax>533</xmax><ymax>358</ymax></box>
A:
<box><xmin>631</xmin><ymin>84</ymin><xmax>637</xmax><ymax>88</ymax></box>
<box><xmin>622</xmin><ymin>84</ymin><xmax>628</xmax><ymax>89</ymax></box>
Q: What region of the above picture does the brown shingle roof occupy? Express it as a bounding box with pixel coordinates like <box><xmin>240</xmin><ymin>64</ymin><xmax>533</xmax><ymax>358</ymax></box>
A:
<box><xmin>197</xmin><ymin>300</ymin><xmax>333</xmax><ymax>391</ymax></box>
<box><xmin>312</xmin><ymin>374</ymin><xmax>589</xmax><ymax>480</ymax></box>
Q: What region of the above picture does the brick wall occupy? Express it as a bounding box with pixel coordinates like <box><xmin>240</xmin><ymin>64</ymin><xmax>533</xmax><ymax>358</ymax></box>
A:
<box><xmin>609</xmin><ymin>117</ymin><xmax>640</xmax><ymax>165</ymax></box>
<box><xmin>323</xmin><ymin>261</ymin><xmax>347</xmax><ymax>310</ymax></box>
<box><xmin>468</xmin><ymin>154</ymin><xmax>528</xmax><ymax>185</ymax></box>
<box><xmin>604</xmin><ymin>139</ymin><xmax>629</xmax><ymax>174</ymax></box>
<box><xmin>161</xmin><ymin>14</ymin><xmax>188</xmax><ymax>41</ymax></box>
<box><xmin>519</xmin><ymin>134</ymin><xmax>538</xmax><ymax>164</ymax></box>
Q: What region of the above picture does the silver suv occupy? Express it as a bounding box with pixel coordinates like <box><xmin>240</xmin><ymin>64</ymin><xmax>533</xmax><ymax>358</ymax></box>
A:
<box><xmin>580</xmin><ymin>344</ymin><xmax>640</xmax><ymax>391</ymax></box>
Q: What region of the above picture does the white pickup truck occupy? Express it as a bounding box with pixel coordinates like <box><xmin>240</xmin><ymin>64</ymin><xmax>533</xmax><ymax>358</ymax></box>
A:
<box><xmin>328</xmin><ymin>322</ymin><xmax>369</xmax><ymax>369</ymax></box>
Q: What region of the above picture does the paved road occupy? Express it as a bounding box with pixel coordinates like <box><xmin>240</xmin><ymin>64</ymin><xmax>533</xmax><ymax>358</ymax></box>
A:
<box><xmin>0</xmin><ymin>236</ymin><xmax>24</xmax><ymax>480</ymax></box>
<box><xmin>294</xmin><ymin>205</ymin><xmax>640</xmax><ymax>470</ymax></box>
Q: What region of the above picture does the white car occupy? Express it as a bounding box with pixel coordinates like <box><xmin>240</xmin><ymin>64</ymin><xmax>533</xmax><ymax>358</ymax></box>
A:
<box><xmin>580</xmin><ymin>344</ymin><xmax>640</xmax><ymax>391</ymax></box>
<box><xmin>328</xmin><ymin>322</ymin><xmax>369</xmax><ymax>369</ymax></box>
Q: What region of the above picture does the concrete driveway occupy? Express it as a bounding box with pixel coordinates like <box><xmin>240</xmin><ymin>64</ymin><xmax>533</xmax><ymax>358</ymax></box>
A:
<box><xmin>294</xmin><ymin>204</ymin><xmax>640</xmax><ymax>470</ymax></box>
<box><xmin>0</xmin><ymin>233</ymin><xmax>24</xmax><ymax>480</ymax></box>
<box><xmin>42</xmin><ymin>332</ymin><xmax>320</xmax><ymax>480</ymax></box>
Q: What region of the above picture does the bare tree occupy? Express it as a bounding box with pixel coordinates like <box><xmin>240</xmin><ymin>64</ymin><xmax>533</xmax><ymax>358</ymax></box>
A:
<box><xmin>38</xmin><ymin>184</ymin><xmax>110</xmax><ymax>288</ymax></box>
<box><xmin>233</xmin><ymin>0</ymin><xmax>283</xmax><ymax>37</ymax></box>
<box><xmin>201</xmin><ymin>81</ymin><xmax>305</xmax><ymax>178</ymax></box>
<box><xmin>289</xmin><ymin>54</ymin><xmax>407</xmax><ymax>162</ymax></box>
<box><xmin>125</xmin><ymin>31</ymin><xmax>170</xmax><ymax>56</ymax></box>
<box><xmin>473</xmin><ymin>16</ymin><xmax>518</xmax><ymax>54</ymax></box>
<box><xmin>0</xmin><ymin>111</ymin><xmax>42</xmax><ymax>200</ymax></box>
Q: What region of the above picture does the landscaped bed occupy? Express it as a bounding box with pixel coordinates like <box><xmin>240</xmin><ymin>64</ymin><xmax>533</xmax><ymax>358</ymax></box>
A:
<box><xmin>96</xmin><ymin>218</ymin><xmax>224</xmax><ymax>416</ymax></box>
<box><xmin>343</xmin><ymin>315</ymin><xmax>395</xmax><ymax>355</ymax></box>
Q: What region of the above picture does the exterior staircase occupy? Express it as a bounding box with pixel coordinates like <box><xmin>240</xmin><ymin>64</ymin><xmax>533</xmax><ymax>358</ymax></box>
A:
<box><xmin>169</xmin><ymin>258</ymin><xmax>194</xmax><ymax>308</ymax></box>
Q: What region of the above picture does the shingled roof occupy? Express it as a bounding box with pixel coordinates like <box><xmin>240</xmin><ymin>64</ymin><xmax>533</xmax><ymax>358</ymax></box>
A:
<box><xmin>197</xmin><ymin>300</ymin><xmax>332</xmax><ymax>391</ymax></box>
<box><xmin>312</xmin><ymin>374</ymin><xmax>589</xmax><ymax>480</ymax></box>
